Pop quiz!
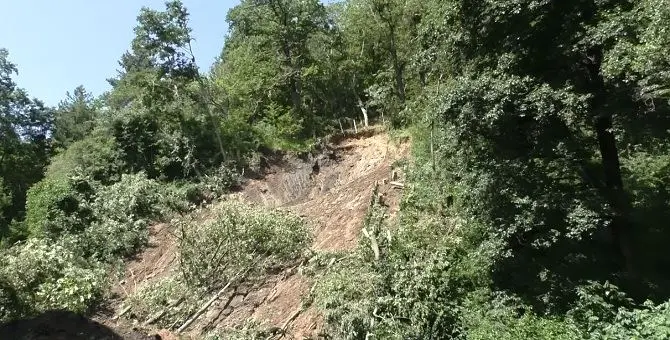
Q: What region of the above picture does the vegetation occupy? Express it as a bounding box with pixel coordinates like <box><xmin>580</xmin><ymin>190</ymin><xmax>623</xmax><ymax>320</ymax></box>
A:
<box><xmin>126</xmin><ymin>200</ymin><xmax>310</xmax><ymax>329</ymax></box>
<box><xmin>1</xmin><ymin>0</ymin><xmax>670</xmax><ymax>338</ymax></box>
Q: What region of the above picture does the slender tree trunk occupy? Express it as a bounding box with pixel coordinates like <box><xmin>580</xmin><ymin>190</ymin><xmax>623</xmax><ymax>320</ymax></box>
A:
<box><xmin>595</xmin><ymin>113</ymin><xmax>633</xmax><ymax>273</ymax></box>
<box><xmin>357</xmin><ymin>95</ymin><xmax>369</xmax><ymax>127</ymax></box>
<box><xmin>283</xmin><ymin>45</ymin><xmax>302</xmax><ymax>115</ymax></box>
<box><xmin>585</xmin><ymin>50</ymin><xmax>634</xmax><ymax>273</ymax></box>
<box><xmin>388</xmin><ymin>26</ymin><xmax>406</xmax><ymax>103</ymax></box>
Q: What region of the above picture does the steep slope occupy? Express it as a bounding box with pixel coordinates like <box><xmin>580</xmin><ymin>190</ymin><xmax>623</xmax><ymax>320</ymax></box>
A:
<box><xmin>102</xmin><ymin>129</ymin><xmax>409</xmax><ymax>339</ymax></box>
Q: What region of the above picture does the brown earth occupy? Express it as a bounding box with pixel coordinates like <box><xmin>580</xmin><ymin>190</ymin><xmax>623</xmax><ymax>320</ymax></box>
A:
<box><xmin>97</xmin><ymin>128</ymin><xmax>409</xmax><ymax>339</ymax></box>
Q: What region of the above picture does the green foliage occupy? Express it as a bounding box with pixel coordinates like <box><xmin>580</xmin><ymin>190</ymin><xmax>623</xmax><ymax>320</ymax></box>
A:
<box><xmin>47</xmin><ymin>130</ymin><xmax>126</xmax><ymax>184</ymax></box>
<box><xmin>0</xmin><ymin>48</ymin><xmax>53</xmax><ymax>240</ymax></box>
<box><xmin>590</xmin><ymin>300</ymin><xmax>670</xmax><ymax>339</ymax></box>
<box><xmin>158</xmin><ymin>164</ymin><xmax>242</xmax><ymax>214</ymax></box>
<box><xmin>0</xmin><ymin>178</ymin><xmax>10</xmax><ymax>220</ymax></box>
<box><xmin>214</xmin><ymin>0</ymin><xmax>358</xmax><ymax>142</ymax></box>
<box><xmin>24</xmin><ymin>174</ymin><xmax>94</xmax><ymax>239</ymax></box>
<box><xmin>83</xmin><ymin>173</ymin><xmax>161</xmax><ymax>261</ymax></box>
<box><xmin>0</xmin><ymin>238</ymin><xmax>106</xmax><ymax>321</ymax></box>
<box><xmin>126</xmin><ymin>275</ymin><xmax>202</xmax><ymax>329</ymax></box>
<box><xmin>204</xmin><ymin>320</ymin><xmax>274</xmax><ymax>340</ymax></box>
<box><xmin>53</xmin><ymin>86</ymin><xmax>100</xmax><ymax>149</ymax></box>
<box><xmin>178</xmin><ymin>200</ymin><xmax>310</xmax><ymax>288</ymax></box>
<box><xmin>461</xmin><ymin>291</ymin><xmax>580</xmax><ymax>340</ymax></box>
<box><xmin>313</xmin><ymin>257</ymin><xmax>383</xmax><ymax>339</ymax></box>
<box><xmin>598</xmin><ymin>0</ymin><xmax>670</xmax><ymax>100</ymax></box>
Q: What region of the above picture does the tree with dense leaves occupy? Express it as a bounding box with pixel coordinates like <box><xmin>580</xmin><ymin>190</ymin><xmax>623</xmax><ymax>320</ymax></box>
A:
<box><xmin>53</xmin><ymin>86</ymin><xmax>100</xmax><ymax>150</ymax></box>
<box><xmin>0</xmin><ymin>49</ymin><xmax>53</xmax><ymax>241</ymax></box>
<box><xmin>216</xmin><ymin>0</ymin><xmax>341</xmax><ymax>141</ymax></box>
<box><xmin>418</xmin><ymin>0</ymin><xmax>670</xmax><ymax>312</ymax></box>
<box><xmin>105</xmin><ymin>0</ymin><xmax>228</xmax><ymax>179</ymax></box>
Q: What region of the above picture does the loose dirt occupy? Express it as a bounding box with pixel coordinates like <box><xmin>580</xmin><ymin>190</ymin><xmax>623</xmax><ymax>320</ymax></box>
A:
<box><xmin>97</xmin><ymin>128</ymin><xmax>409</xmax><ymax>339</ymax></box>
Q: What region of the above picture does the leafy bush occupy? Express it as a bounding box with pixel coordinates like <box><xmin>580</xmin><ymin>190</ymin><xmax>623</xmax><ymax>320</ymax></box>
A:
<box><xmin>589</xmin><ymin>300</ymin><xmax>670</xmax><ymax>339</ymax></box>
<box><xmin>24</xmin><ymin>174</ymin><xmax>95</xmax><ymax>239</ymax></box>
<box><xmin>158</xmin><ymin>164</ymin><xmax>242</xmax><ymax>215</ymax></box>
<box><xmin>0</xmin><ymin>178</ymin><xmax>10</xmax><ymax>213</ymax></box>
<box><xmin>83</xmin><ymin>172</ymin><xmax>162</xmax><ymax>261</ymax></box>
<box><xmin>461</xmin><ymin>290</ymin><xmax>580</xmax><ymax>340</ymax></box>
<box><xmin>125</xmin><ymin>275</ymin><xmax>202</xmax><ymax>329</ymax></box>
<box><xmin>313</xmin><ymin>257</ymin><xmax>383</xmax><ymax>339</ymax></box>
<box><xmin>47</xmin><ymin>130</ymin><xmax>127</xmax><ymax>185</ymax></box>
<box><xmin>178</xmin><ymin>200</ymin><xmax>310</xmax><ymax>288</ymax></box>
<box><xmin>24</xmin><ymin>171</ymin><xmax>161</xmax><ymax>262</ymax></box>
<box><xmin>0</xmin><ymin>238</ymin><xmax>106</xmax><ymax>321</ymax></box>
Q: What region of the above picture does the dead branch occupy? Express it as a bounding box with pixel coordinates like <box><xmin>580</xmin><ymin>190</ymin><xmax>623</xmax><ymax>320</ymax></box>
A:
<box><xmin>389</xmin><ymin>181</ymin><xmax>405</xmax><ymax>189</ymax></box>
<box><xmin>177</xmin><ymin>268</ymin><xmax>248</xmax><ymax>333</ymax></box>
<box><xmin>144</xmin><ymin>297</ymin><xmax>184</xmax><ymax>326</ymax></box>
<box><xmin>281</xmin><ymin>308</ymin><xmax>302</xmax><ymax>334</ymax></box>
<box><xmin>144</xmin><ymin>310</ymin><xmax>166</xmax><ymax>326</ymax></box>
<box><xmin>362</xmin><ymin>228</ymin><xmax>380</xmax><ymax>261</ymax></box>
<box><xmin>114</xmin><ymin>306</ymin><xmax>131</xmax><ymax>320</ymax></box>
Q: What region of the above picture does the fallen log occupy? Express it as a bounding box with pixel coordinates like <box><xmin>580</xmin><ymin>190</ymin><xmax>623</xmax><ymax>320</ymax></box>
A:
<box><xmin>177</xmin><ymin>268</ymin><xmax>249</xmax><ymax>333</ymax></box>
<box><xmin>390</xmin><ymin>181</ymin><xmax>404</xmax><ymax>189</ymax></box>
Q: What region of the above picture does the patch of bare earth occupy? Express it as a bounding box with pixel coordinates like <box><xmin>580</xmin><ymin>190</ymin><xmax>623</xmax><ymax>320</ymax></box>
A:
<box><xmin>101</xmin><ymin>129</ymin><xmax>409</xmax><ymax>339</ymax></box>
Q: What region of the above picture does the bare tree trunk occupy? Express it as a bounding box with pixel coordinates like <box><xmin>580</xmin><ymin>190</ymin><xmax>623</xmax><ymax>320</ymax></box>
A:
<box><xmin>357</xmin><ymin>95</ymin><xmax>369</xmax><ymax>127</ymax></box>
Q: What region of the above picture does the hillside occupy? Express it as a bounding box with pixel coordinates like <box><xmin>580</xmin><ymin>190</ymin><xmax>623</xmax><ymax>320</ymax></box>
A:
<box><xmin>98</xmin><ymin>129</ymin><xmax>408</xmax><ymax>339</ymax></box>
<box><xmin>3</xmin><ymin>0</ymin><xmax>670</xmax><ymax>339</ymax></box>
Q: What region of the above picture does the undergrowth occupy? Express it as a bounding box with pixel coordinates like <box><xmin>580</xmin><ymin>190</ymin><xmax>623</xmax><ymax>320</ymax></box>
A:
<box><xmin>313</xmin><ymin>120</ymin><xmax>670</xmax><ymax>339</ymax></box>
<box><xmin>124</xmin><ymin>200</ymin><xmax>311</xmax><ymax>329</ymax></box>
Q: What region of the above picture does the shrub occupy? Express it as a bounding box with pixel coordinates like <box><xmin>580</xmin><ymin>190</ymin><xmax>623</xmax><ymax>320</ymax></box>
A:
<box><xmin>125</xmin><ymin>275</ymin><xmax>202</xmax><ymax>329</ymax></box>
<box><xmin>313</xmin><ymin>257</ymin><xmax>382</xmax><ymax>339</ymax></box>
<box><xmin>590</xmin><ymin>300</ymin><xmax>670</xmax><ymax>339</ymax></box>
<box><xmin>0</xmin><ymin>238</ymin><xmax>106</xmax><ymax>321</ymax></box>
<box><xmin>461</xmin><ymin>290</ymin><xmax>581</xmax><ymax>340</ymax></box>
<box><xmin>177</xmin><ymin>200</ymin><xmax>310</xmax><ymax>288</ymax></box>
<box><xmin>24</xmin><ymin>173</ymin><xmax>95</xmax><ymax>239</ymax></box>
<box><xmin>0</xmin><ymin>177</ymin><xmax>11</xmax><ymax>235</ymax></box>
<box><xmin>84</xmin><ymin>172</ymin><xmax>162</xmax><ymax>261</ymax></box>
<box><xmin>47</xmin><ymin>130</ymin><xmax>126</xmax><ymax>185</ymax></box>
<box><xmin>158</xmin><ymin>164</ymin><xmax>242</xmax><ymax>215</ymax></box>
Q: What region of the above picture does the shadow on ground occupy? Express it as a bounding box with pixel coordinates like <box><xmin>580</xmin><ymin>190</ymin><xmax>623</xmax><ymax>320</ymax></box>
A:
<box><xmin>0</xmin><ymin>310</ymin><xmax>155</xmax><ymax>340</ymax></box>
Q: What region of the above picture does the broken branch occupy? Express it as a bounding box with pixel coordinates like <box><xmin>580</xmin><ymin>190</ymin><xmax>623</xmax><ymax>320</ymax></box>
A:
<box><xmin>177</xmin><ymin>268</ymin><xmax>249</xmax><ymax>333</ymax></box>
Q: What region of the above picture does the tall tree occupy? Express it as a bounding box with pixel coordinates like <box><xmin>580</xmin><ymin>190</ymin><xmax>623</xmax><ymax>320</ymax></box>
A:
<box><xmin>0</xmin><ymin>49</ymin><xmax>53</xmax><ymax>240</ymax></box>
<box><xmin>217</xmin><ymin>0</ymin><xmax>332</xmax><ymax>138</ymax></box>
<box><xmin>53</xmin><ymin>86</ymin><xmax>99</xmax><ymax>149</ymax></box>
<box><xmin>432</xmin><ymin>0</ymin><xmax>669</xmax><ymax>274</ymax></box>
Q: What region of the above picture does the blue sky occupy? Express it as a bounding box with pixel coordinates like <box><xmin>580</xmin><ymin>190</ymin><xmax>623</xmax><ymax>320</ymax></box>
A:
<box><xmin>1</xmin><ymin>1</ymin><xmax>237</xmax><ymax>106</ymax></box>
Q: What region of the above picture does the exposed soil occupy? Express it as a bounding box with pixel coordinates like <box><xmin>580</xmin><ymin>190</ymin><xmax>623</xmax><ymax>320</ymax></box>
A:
<box><xmin>95</xmin><ymin>128</ymin><xmax>409</xmax><ymax>339</ymax></box>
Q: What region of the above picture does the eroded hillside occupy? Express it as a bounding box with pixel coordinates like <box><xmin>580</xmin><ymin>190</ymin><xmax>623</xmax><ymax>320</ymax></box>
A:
<box><xmin>99</xmin><ymin>129</ymin><xmax>409</xmax><ymax>339</ymax></box>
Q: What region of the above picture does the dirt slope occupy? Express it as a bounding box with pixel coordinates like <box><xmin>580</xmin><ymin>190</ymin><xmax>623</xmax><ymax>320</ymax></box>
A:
<box><xmin>103</xmin><ymin>129</ymin><xmax>409</xmax><ymax>339</ymax></box>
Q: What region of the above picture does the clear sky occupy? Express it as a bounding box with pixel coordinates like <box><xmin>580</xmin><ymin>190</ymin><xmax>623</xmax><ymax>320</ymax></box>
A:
<box><xmin>0</xmin><ymin>0</ymin><xmax>238</xmax><ymax>106</ymax></box>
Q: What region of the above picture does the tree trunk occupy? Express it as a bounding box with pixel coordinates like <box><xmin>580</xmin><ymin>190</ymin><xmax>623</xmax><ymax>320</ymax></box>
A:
<box><xmin>585</xmin><ymin>50</ymin><xmax>634</xmax><ymax>273</ymax></box>
<box><xmin>388</xmin><ymin>27</ymin><xmax>406</xmax><ymax>103</ymax></box>
<box><xmin>595</xmin><ymin>113</ymin><xmax>633</xmax><ymax>273</ymax></box>
<box><xmin>357</xmin><ymin>95</ymin><xmax>369</xmax><ymax>127</ymax></box>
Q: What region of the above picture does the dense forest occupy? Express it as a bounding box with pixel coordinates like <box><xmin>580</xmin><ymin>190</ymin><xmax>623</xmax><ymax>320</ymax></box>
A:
<box><xmin>2</xmin><ymin>0</ymin><xmax>670</xmax><ymax>338</ymax></box>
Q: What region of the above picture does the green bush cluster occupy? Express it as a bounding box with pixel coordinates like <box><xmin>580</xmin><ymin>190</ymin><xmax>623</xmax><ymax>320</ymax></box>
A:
<box><xmin>204</xmin><ymin>321</ymin><xmax>273</xmax><ymax>340</ymax></box>
<box><xmin>125</xmin><ymin>200</ymin><xmax>310</xmax><ymax>329</ymax></box>
<box><xmin>125</xmin><ymin>275</ymin><xmax>202</xmax><ymax>329</ymax></box>
<box><xmin>25</xmin><ymin>173</ymin><xmax>95</xmax><ymax>239</ymax></box>
<box><xmin>178</xmin><ymin>200</ymin><xmax>311</xmax><ymax>288</ymax></box>
<box><xmin>0</xmin><ymin>238</ymin><xmax>106</xmax><ymax>321</ymax></box>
